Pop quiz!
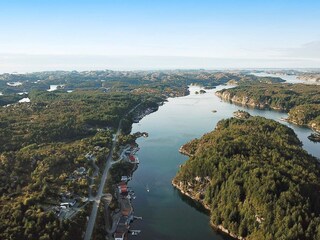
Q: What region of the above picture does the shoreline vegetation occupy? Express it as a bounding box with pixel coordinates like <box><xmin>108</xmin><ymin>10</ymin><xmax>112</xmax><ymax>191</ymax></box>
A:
<box><xmin>0</xmin><ymin>69</ymin><xmax>318</xmax><ymax>239</ymax></box>
<box><xmin>308</xmin><ymin>132</ymin><xmax>320</xmax><ymax>142</ymax></box>
<box><xmin>171</xmin><ymin>181</ymin><xmax>244</xmax><ymax>240</ymax></box>
<box><xmin>0</xmin><ymin>70</ymin><xmax>285</xmax><ymax>107</ymax></box>
<box><xmin>0</xmin><ymin>89</ymin><xmax>165</xmax><ymax>240</ymax></box>
<box><xmin>215</xmin><ymin>83</ymin><xmax>320</xmax><ymax>132</ymax></box>
<box><xmin>173</xmin><ymin>114</ymin><xmax>320</xmax><ymax>240</ymax></box>
<box><xmin>177</xmin><ymin>135</ymin><xmax>243</xmax><ymax>239</ymax></box>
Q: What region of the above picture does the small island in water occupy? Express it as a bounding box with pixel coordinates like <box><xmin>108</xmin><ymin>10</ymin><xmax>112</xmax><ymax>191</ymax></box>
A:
<box><xmin>195</xmin><ymin>89</ymin><xmax>207</xmax><ymax>94</ymax></box>
<box><xmin>173</xmin><ymin>114</ymin><xmax>320</xmax><ymax>240</ymax></box>
<box><xmin>233</xmin><ymin>110</ymin><xmax>251</xmax><ymax>119</ymax></box>
<box><xmin>308</xmin><ymin>132</ymin><xmax>320</xmax><ymax>142</ymax></box>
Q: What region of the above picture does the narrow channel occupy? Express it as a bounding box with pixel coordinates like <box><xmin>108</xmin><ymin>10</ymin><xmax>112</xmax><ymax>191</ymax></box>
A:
<box><xmin>128</xmin><ymin>82</ymin><xmax>319</xmax><ymax>239</ymax></box>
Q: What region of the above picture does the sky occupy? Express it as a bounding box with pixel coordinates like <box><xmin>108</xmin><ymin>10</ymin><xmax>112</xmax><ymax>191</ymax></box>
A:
<box><xmin>0</xmin><ymin>0</ymin><xmax>320</xmax><ymax>72</ymax></box>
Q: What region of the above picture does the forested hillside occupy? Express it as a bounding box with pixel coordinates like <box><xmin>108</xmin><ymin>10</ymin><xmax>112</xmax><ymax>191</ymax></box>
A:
<box><xmin>0</xmin><ymin>70</ymin><xmax>284</xmax><ymax>107</ymax></box>
<box><xmin>173</xmin><ymin>115</ymin><xmax>320</xmax><ymax>240</ymax></box>
<box><xmin>216</xmin><ymin>83</ymin><xmax>320</xmax><ymax>131</ymax></box>
<box><xmin>0</xmin><ymin>90</ymin><xmax>162</xmax><ymax>240</ymax></box>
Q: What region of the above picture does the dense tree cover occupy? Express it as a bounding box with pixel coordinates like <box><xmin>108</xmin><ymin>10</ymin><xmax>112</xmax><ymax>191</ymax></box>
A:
<box><xmin>288</xmin><ymin>104</ymin><xmax>320</xmax><ymax>132</ymax></box>
<box><xmin>0</xmin><ymin>70</ymin><xmax>284</xmax><ymax>103</ymax></box>
<box><xmin>0</xmin><ymin>94</ymin><xmax>25</xmax><ymax>106</ymax></box>
<box><xmin>0</xmin><ymin>71</ymin><xmax>289</xmax><ymax>239</ymax></box>
<box><xmin>117</xmin><ymin>134</ymin><xmax>136</xmax><ymax>147</ymax></box>
<box><xmin>0</xmin><ymin>90</ymin><xmax>153</xmax><ymax>152</ymax></box>
<box><xmin>0</xmin><ymin>132</ymin><xmax>112</xmax><ymax>240</ymax></box>
<box><xmin>0</xmin><ymin>89</ymin><xmax>163</xmax><ymax>239</ymax></box>
<box><xmin>288</xmin><ymin>104</ymin><xmax>320</xmax><ymax>125</ymax></box>
<box><xmin>108</xmin><ymin>162</ymin><xmax>135</xmax><ymax>186</ymax></box>
<box><xmin>217</xmin><ymin>83</ymin><xmax>320</xmax><ymax>111</ymax></box>
<box><xmin>174</xmin><ymin>116</ymin><xmax>320</xmax><ymax>239</ymax></box>
<box><xmin>217</xmin><ymin>83</ymin><xmax>320</xmax><ymax>131</ymax></box>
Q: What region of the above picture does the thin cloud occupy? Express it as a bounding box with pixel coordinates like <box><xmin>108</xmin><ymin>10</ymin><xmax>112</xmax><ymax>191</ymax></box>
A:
<box><xmin>280</xmin><ymin>41</ymin><xmax>320</xmax><ymax>59</ymax></box>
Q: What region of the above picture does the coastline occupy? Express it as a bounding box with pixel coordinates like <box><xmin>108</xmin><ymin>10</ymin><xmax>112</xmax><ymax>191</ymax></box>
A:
<box><xmin>174</xmin><ymin>144</ymin><xmax>244</xmax><ymax>240</ymax></box>
<box><xmin>106</xmin><ymin>87</ymin><xmax>192</xmax><ymax>237</ymax></box>
<box><xmin>215</xmin><ymin>91</ymin><xmax>284</xmax><ymax>111</ymax></box>
<box><xmin>178</xmin><ymin>146</ymin><xmax>194</xmax><ymax>157</ymax></box>
<box><xmin>171</xmin><ymin>180</ymin><xmax>244</xmax><ymax>240</ymax></box>
<box><xmin>127</xmin><ymin>85</ymin><xmax>319</xmax><ymax>239</ymax></box>
<box><xmin>279</xmin><ymin>116</ymin><xmax>320</xmax><ymax>133</ymax></box>
<box><xmin>215</xmin><ymin>91</ymin><xmax>320</xmax><ymax>132</ymax></box>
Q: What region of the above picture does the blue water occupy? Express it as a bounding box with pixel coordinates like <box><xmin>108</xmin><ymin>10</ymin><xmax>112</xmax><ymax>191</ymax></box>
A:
<box><xmin>128</xmin><ymin>84</ymin><xmax>319</xmax><ymax>240</ymax></box>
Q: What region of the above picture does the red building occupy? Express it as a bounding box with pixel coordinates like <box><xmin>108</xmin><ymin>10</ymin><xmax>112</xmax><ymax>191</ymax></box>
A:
<box><xmin>129</xmin><ymin>155</ymin><xmax>135</xmax><ymax>162</ymax></box>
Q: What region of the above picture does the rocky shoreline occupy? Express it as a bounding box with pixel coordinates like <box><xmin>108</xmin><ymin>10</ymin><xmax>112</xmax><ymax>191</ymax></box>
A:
<box><xmin>178</xmin><ymin>146</ymin><xmax>194</xmax><ymax>157</ymax></box>
<box><xmin>308</xmin><ymin>132</ymin><xmax>320</xmax><ymax>142</ymax></box>
<box><xmin>174</xmin><ymin>143</ymin><xmax>245</xmax><ymax>240</ymax></box>
<box><xmin>275</xmin><ymin>114</ymin><xmax>319</xmax><ymax>133</ymax></box>
<box><xmin>171</xmin><ymin>180</ymin><xmax>244</xmax><ymax>240</ymax></box>
<box><xmin>215</xmin><ymin>91</ymin><xmax>282</xmax><ymax>110</ymax></box>
<box><xmin>216</xmin><ymin>91</ymin><xmax>320</xmax><ymax>132</ymax></box>
<box><xmin>282</xmin><ymin>117</ymin><xmax>320</xmax><ymax>133</ymax></box>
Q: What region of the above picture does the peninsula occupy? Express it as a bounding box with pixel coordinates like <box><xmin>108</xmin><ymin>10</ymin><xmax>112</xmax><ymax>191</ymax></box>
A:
<box><xmin>216</xmin><ymin>83</ymin><xmax>320</xmax><ymax>131</ymax></box>
<box><xmin>173</xmin><ymin>115</ymin><xmax>320</xmax><ymax>239</ymax></box>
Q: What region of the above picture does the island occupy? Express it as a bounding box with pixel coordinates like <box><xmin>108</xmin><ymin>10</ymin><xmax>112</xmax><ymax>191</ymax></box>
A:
<box><xmin>216</xmin><ymin>83</ymin><xmax>320</xmax><ymax>131</ymax></box>
<box><xmin>308</xmin><ymin>132</ymin><xmax>320</xmax><ymax>142</ymax></box>
<box><xmin>173</xmin><ymin>115</ymin><xmax>320</xmax><ymax>239</ymax></box>
<box><xmin>233</xmin><ymin>110</ymin><xmax>251</xmax><ymax>119</ymax></box>
<box><xmin>0</xmin><ymin>70</ymin><xmax>307</xmax><ymax>239</ymax></box>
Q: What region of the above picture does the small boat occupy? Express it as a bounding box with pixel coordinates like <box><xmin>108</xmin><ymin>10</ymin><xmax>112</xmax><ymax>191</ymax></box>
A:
<box><xmin>131</xmin><ymin>230</ymin><xmax>141</xmax><ymax>235</ymax></box>
<box><xmin>146</xmin><ymin>185</ymin><xmax>150</xmax><ymax>192</ymax></box>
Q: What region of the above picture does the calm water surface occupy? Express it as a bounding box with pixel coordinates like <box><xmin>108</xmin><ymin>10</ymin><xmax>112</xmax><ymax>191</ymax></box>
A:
<box><xmin>252</xmin><ymin>72</ymin><xmax>310</xmax><ymax>84</ymax></box>
<box><xmin>128</xmin><ymin>84</ymin><xmax>319</xmax><ymax>240</ymax></box>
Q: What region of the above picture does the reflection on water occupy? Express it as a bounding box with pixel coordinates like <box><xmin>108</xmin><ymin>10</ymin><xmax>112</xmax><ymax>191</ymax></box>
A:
<box><xmin>174</xmin><ymin>188</ymin><xmax>210</xmax><ymax>215</ymax></box>
<box><xmin>128</xmin><ymin>85</ymin><xmax>319</xmax><ymax>240</ymax></box>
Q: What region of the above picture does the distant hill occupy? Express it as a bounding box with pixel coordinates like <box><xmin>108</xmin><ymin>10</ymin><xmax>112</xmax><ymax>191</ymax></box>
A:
<box><xmin>0</xmin><ymin>70</ymin><xmax>284</xmax><ymax>96</ymax></box>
